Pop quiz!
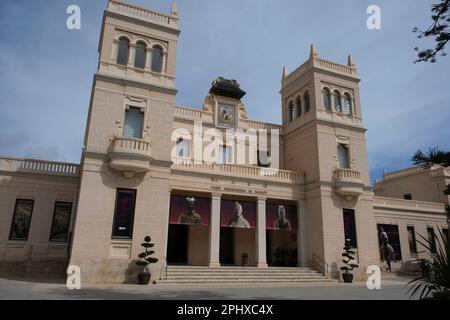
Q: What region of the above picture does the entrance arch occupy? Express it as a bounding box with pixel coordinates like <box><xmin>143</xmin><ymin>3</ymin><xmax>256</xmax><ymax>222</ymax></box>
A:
<box><xmin>266</xmin><ymin>202</ymin><xmax>298</xmax><ymax>267</ymax></box>
<box><xmin>166</xmin><ymin>193</ymin><xmax>210</xmax><ymax>266</ymax></box>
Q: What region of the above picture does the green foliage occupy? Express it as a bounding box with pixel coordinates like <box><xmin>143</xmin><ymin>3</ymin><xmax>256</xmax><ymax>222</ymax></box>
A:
<box><xmin>413</xmin><ymin>0</ymin><xmax>450</xmax><ymax>63</ymax></box>
<box><xmin>340</xmin><ymin>242</ymin><xmax>359</xmax><ymax>274</ymax></box>
<box><xmin>412</xmin><ymin>148</ymin><xmax>450</xmax><ymax>168</ymax></box>
<box><xmin>136</xmin><ymin>236</ymin><xmax>158</xmax><ymax>270</ymax></box>
<box><xmin>407</xmin><ymin>228</ymin><xmax>450</xmax><ymax>300</ymax></box>
<box><xmin>443</xmin><ymin>184</ymin><xmax>450</xmax><ymax>196</ymax></box>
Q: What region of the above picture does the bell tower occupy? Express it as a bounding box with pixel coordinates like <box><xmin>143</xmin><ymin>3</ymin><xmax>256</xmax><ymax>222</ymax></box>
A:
<box><xmin>280</xmin><ymin>45</ymin><xmax>378</xmax><ymax>277</ymax></box>
<box><xmin>70</xmin><ymin>0</ymin><xmax>180</xmax><ymax>282</ymax></box>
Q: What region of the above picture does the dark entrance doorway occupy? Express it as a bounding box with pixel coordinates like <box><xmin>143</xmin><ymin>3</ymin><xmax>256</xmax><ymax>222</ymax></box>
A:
<box><xmin>167</xmin><ymin>224</ymin><xmax>188</xmax><ymax>264</ymax></box>
<box><xmin>266</xmin><ymin>229</ymin><xmax>298</xmax><ymax>267</ymax></box>
<box><xmin>266</xmin><ymin>230</ymin><xmax>273</xmax><ymax>266</ymax></box>
<box><xmin>219</xmin><ymin>227</ymin><xmax>234</xmax><ymax>265</ymax></box>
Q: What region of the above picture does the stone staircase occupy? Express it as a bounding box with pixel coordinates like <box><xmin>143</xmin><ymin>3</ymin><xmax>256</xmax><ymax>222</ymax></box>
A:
<box><xmin>158</xmin><ymin>265</ymin><xmax>335</xmax><ymax>284</ymax></box>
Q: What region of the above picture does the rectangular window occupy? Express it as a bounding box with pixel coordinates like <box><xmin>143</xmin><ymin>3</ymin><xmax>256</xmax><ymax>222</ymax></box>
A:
<box><xmin>112</xmin><ymin>189</ymin><xmax>137</xmax><ymax>239</ymax></box>
<box><xmin>403</xmin><ymin>194</ymin><xmax>412</xmax><ymax>200</ymax></box>
<box><xmin>343</xmin><ymin>209</ymin><xmax>357</xmax><ymax>248</ymax></box>
<box><xmin>427</xmin><ymin>227</ymin><xmax>437</xmax><ymax>254</ymax></box>
<box><xmin>220</xmin><ymin>145</ymin><xmax>232</xmax><ymax>164</ymax></box>
<box><xmin>337</xmin><ymin>143</ymin><xmax>350</xmax><ymax>169</ymax></box>
<box><xmin>9</xmin><ymin>199</ymin><xmax>34</xmax><ymax>241</ymax></box>
<box><xmin>123</xmin><ymin>107</ymin><xmax>144</xmax><ymax>139</ymax></box>
<box><xmin>176</xmin><ymin>138</ymin><xmax>190</xmax><ymax>158</ymax></box>
<box><xmin>49</xmin><ymin>202</ymin><xmax>72</xmax><ymax>242</ymax></box>
<box><xmin>407</xmin><ymin>226</ymin><xmax>417</xmax><ymax>255</ymax></box>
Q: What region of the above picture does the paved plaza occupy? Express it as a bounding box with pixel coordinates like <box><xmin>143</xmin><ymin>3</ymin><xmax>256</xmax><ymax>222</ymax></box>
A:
<box><xmin>0</xmin><ymin>275</ymin><xmax>416</xmax><ymax>300</ymax></box>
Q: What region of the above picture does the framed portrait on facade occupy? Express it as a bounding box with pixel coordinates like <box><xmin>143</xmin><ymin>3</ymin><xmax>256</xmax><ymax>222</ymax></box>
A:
<box><xmin>9</xmin><ymin>199</ymin><xmax>34</xmax><ymax>241</ymax></box>
<box><xmin>49</xmin><ymin>202</ymin><xmax>72</xmax><ymax>242</ymax></box>
<box><xmin>216</xmin><ymin>103</ymin><xmax>237</xmax><ymax>128</ymax></box>
<box><xmin>377</xmin><ymin>224</ymin><xmax>402</xmax><ymax>261</ymax></box>
<box><xmin>112</xmin><ymin>189</ymin><xmax>136</xmax><ymax>239</ymax></box>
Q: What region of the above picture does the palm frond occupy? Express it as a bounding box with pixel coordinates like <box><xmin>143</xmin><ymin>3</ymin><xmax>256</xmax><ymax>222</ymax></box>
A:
<box><xmin>406</xmin><ymin>225</ymin><xmax>450</xmax><ymax>300</ymax></box>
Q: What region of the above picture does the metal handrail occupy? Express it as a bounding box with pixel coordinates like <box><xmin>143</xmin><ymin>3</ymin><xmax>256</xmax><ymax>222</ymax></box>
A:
<box><xmin>160</xmin><ymin>257</ymin><xmax>168</xmax><ymax>281</ymax></box>
<box><xmin>311</xmin><ymin>253</ymin><xmax>329</xmax><ymax>278</ymax></box>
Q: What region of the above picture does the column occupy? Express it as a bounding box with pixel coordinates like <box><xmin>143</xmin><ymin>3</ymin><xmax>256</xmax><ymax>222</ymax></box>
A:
<box><xmin>128</xmin><ymin>43</ymin><xmax>136</xmax><ymax>67</ymax></box>
<box><xmin>297</xmin><ymin>201</ymin><xmax>309</xmax><ymax>267</ymax></box>
<box><xmin>256</xmin><ymin>197</ymin><xmax>268</xmax><ymax>268</ymax></box>
<box><xmin>111</xmin><ymin>39</ymin><xmax>118</xmax><ymax>61</ymax></box>
<box><xmin>209</xmin><ymin>194</ymin><xmax>221</xmax><ymax>268</ymax></box>
<box><xmin>162</xmin><ymin>51</ymin><xmax>168</xmax><ymax>73</ymax></box>
<box><xmin>145</xmin><ymin>48</ymin><xmax>152</xmax><ymax>71</ymax></box>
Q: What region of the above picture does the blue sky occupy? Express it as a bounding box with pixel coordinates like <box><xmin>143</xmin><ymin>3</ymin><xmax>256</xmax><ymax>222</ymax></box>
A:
<box><xmin>0</xmin><ymin>0</ymin><xmax>449</xmax><ymax>183</ymax></box>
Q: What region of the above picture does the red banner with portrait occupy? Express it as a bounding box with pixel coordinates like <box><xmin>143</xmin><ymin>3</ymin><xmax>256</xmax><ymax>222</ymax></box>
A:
<box><xmin>266</xmin><ymin>204</ymin><xmax>297</xmax><ymax>231</ymax></box>
<box><xmin>169</xmin><ymin>195</ymin><xmax>210</xmax><ymax>226</ymax></box>
<box><xmin>220</xmin><ymin>200</ymin><xmax>256</xmax><ymax>228</ymax></box>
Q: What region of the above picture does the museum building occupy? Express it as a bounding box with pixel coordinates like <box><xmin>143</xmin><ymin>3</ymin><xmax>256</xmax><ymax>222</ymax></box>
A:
<box><xmin>0</xmin><ymin>0</ymin><xmax>448</xmax><ymax>283</ymax></box>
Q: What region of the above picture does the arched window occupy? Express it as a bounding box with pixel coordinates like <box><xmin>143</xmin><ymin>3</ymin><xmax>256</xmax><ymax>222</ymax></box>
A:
<box><xmin>288</xmin><ymin>101</ymin><xmax>295</xmax><ymax>122</ymax></box>
<box><xmin>334</xmin><ymin>90</ymin><xmax>342</xmax><ymax>113</ymax></box>
<box><xmin>151</xmin><ymin>45</ymin><xmax>163</xmax><ymax>73</ymax></box>
<box><xmin>304</xmin><ymin>91</ymin><xmax>310</xmax><ymax>112</ymax></box>
<box><xmin>344</xmin><ymin>93</ymin><xmax>353</xmax><ymax>115</ymax></box>
<box><xmin>117</xmin><ymin>37</ymin><xmax>130</xmax><ymax>66</ymax></box>
<box><xmin>322</xmin><ymin>87</ymin><xmax>331</xmax><ymax>111</ymax></box>
<box><xmin>296</xmin><ymin>96</ymin><xmax>302</xmax><ymax>118</ymax></box>
<box><xmin>134</xmin><ymin>41</ymin><xmax>147</xmax><ymax>69</ymax></box>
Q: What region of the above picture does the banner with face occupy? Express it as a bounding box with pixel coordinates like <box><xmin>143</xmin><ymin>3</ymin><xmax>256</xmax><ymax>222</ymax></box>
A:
<box><xmin>169</xmin><ymin>196</ymin><xmax>210</xmax><ymax>226</ymax></box>
<box><xmin>266</xmin><ymin>204</ymin><xmax>297</xmax><ymax>231</ymax></box>
<box><xmin>220</xmin><ymin>200</ymin><xmax>256</xmax><ymax>228</ymax></box>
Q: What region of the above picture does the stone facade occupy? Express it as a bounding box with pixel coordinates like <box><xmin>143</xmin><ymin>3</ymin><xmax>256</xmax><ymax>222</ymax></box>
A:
<box><xmin>0</xmin><ymin>1</ymin><xmax>447</xmax><ymax>283</ymax></box>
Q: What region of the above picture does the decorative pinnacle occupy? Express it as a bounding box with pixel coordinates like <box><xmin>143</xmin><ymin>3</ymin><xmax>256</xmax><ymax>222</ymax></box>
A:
<box><xmin>171</xmin><ymin>1</ymin><xmax>178</xmax><ymax>17</ymax></box>
<box><xmin>310</xmin><ymin>44</ymin><xmax>318</xmax><ymax>59</ymax></box>
<box><xmin>347</xmin><ymin>54</ymin><xmax>356</xmax><ymax>67</ymax></box>
<box><xmin>282</xmin><ymin>66</ymin><xmax>289</xmax><ymax>79</ymax></box>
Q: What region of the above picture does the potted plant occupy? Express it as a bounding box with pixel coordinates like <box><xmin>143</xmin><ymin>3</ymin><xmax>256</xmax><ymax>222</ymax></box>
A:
<box><xmin>136</xmin><ymin>235</ymin><xmax>158</xmax><ymax>285</ymax></box>
<box><xmin>340</xmin><ymin>240</ymin><xmax>358</xmax><ymax>283</ymax></box>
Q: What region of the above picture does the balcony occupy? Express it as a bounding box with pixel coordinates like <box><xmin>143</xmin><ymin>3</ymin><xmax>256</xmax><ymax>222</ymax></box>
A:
<box><xmin>0</xmin><ymin>157</ymin><xmax>80</xmax><ymax>177</ymax></box>
<box><xmin>172</xmin><ymin>158</ymin><xmax>304</xmax><ymax>184</ymax></box>
<box><xmin>333</xmin><ymin>168</ymin><xmax>364</xmax><ymax>200</ymax></box>
<box><xmin>108</xmin><ymin>136</ymin><xmax>152</xmax><ymax>178</ymax></box>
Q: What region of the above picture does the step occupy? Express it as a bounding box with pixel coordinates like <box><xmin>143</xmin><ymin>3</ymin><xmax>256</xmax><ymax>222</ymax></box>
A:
<box><xmin>160</xmin><ymin>266</ymin><xmax>330</xmax><ymax>284</ymax></box>
<box><xmin>166</xmin><ymin>269</ymin><xmax>319</xmax><ymax>273</ymax></box>
<box><xmin>166</xmin><ymin>272</ymin><xmax>322</xmax><ymax>276</ymax></box>
<box><xmin>165</xmin><ymin>270</ymin><xmax>322</xmax><ymax>274</ymax></box>
<box><xmin>166</xmin><ymin>266</ymin><xmax>314</xmax><ymax>270</ymax></box>
<box><xmin>166</xmin><ymin>267</ymin><xmax>318</xmax><ymax>270</ymax></box>
<box><xmin>159</xmin><ymin>278</ymin><xmax>336</xmax><ymax>284</ymax></box>
<box><xmin>163</xmin><ymin>274</ymin><xmax>323</xmax><ymax>279</ymax></box>
<box><xmin>165</xmin><ymin>273</ymin><xmax>322</xmax><ymax>278</ymax></box>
